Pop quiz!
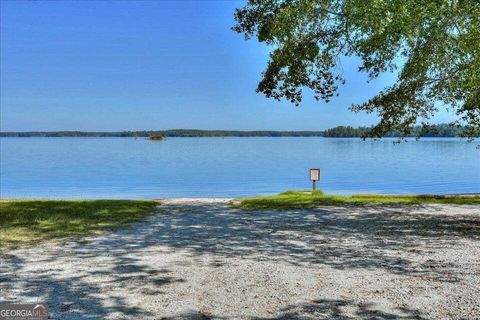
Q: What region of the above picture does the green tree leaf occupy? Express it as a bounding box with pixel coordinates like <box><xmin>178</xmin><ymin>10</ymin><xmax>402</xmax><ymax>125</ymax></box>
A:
<box><xmin>233</xmin><ymin>0</ymin><xmax>480</xmax><ymax>138</ymax></box>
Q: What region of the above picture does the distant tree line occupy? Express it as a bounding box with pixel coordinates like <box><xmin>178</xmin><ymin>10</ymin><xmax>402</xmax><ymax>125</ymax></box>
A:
<box><xmin>323</xmin><ymin>124</ymin><xmax>471</xmax><ymax>138</ymax></box>
<box><xmin>0</xmin><ymin>129</ymin><xmax>325</xmax><ymax>137</ymax></box>
<box><xmin>1</xmin><ymin>124</ymin><xmax>474</xmax><ymax>138</ymax></box>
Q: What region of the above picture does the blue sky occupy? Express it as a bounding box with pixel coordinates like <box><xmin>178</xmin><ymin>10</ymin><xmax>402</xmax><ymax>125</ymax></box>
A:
<box><xmin>0</xmin><ymin>0</ymin><xmax>455</xmax><ymax>131</ymax></box>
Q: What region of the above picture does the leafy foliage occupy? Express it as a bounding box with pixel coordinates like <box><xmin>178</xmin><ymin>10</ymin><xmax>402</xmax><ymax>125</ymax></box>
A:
<box><xmin>233</xmin><ymin>0</ymin><xmax>480</xmax><ymax>138</ymax></box>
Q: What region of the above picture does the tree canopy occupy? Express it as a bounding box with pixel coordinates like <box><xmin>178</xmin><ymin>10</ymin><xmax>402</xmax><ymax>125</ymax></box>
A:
<box><xmin>233</xmin><ymin>0</ymin><xmax>480</xmax><ymax>138</ymax></box>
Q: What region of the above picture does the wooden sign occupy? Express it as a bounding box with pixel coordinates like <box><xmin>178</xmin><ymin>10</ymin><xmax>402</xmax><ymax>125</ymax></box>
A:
<box><xmin>309</xmin><ymin>168</ymin><xmax>320</xmax><ymax>181</ymax></box>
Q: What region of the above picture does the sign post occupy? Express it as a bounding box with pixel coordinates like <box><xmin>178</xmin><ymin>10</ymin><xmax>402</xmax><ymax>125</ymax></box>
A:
<box><xmin>309</xmin><ymin>168</ymin><xmax>320</xmax><ymax>191</ymax></box>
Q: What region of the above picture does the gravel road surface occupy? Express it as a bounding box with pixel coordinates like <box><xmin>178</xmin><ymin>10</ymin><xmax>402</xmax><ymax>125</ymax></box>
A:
<box><xmin>1</xmin><ymin>200</ymin><xmax>479</xmax><ymax>319</ymax></box>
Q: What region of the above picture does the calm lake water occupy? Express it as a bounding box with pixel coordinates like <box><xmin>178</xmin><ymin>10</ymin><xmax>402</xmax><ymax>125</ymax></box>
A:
<box><xmin>1</xmin><ymin>137</ymin><xmax>479</xmax><ymax>199</ymax></box>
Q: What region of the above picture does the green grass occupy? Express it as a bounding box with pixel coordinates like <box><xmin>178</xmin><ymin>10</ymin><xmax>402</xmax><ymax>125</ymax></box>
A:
<box><xmin>239</xmin><ymin>190</ymin><xmax>480</xmax><ymax>210</ymax></box>
<box><xmin>0</xmin><ymin>200</ymin><xmax>159</xmax><ymax>248</ymax></box>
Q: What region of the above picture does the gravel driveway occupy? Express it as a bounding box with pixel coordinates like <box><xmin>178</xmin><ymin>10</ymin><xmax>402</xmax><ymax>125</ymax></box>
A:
<box><xmin>1</xmin><ymin>200</ymin><xmax>479</xmax><ymax>319</ymax></box>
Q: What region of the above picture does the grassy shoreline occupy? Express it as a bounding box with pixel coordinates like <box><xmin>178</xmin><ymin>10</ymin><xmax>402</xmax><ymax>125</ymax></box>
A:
<box><xmin>2</xmin><ymin>194</ymin><xmax>479</xmax><ymax>248</ymax></box>
<box><xmin>239</xmin><ymin>190</ymin><xmax>480</xmax><ymax>209</ymax></box>
<box><xmin>0</xmin><ymin>199</ymin><xmax>159</xmax><ymax>248</ymax></box>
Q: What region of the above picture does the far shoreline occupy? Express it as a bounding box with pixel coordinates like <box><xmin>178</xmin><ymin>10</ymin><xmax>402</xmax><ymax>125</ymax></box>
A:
<box><xmin>1</xmin><ymin>123</ymin><xmax>476</xmax><ymax>138</ymax></box>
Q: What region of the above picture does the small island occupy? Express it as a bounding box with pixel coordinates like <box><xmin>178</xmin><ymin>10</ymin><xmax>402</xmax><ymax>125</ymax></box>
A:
<box><xmin>148</xmin><ymin>135</ymin><xmax>165</xmax><ymax>141</ymax></box>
